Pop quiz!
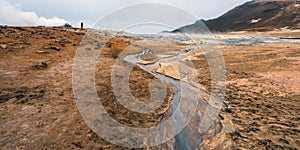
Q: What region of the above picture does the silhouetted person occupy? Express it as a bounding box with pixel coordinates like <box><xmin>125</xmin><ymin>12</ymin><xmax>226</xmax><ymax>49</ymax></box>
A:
<box><xmin>81</xmin><ymin>22</ymin><xmax>83</xmax><ymax>29</ymax></box>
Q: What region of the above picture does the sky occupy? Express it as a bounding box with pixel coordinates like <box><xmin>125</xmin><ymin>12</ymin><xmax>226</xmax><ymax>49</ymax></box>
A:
<box><xmin>0</xmin><ymin>0</ymin><xmax>249</xmax><ymax>33</ymax></box>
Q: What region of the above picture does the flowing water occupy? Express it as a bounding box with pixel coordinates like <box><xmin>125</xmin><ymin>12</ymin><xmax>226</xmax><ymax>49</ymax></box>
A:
<box><xmin>124</xmin><ymin>48</ymin><xmax>214</xmax><ymax>150</ymax></box>
<box><xmin>119</xmin><ymin>32</ymin><xmax>300</xmax><ymax>149</ymax></box>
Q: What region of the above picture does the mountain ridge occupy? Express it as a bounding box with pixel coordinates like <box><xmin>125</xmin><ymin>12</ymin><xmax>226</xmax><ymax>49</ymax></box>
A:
<box><xmin>172</xmin><ymin>0</ymin><xmax>300</xmax><ymax>33</ymax></box>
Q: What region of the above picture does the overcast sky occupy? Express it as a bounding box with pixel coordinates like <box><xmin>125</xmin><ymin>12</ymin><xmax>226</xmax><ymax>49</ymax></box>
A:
<box><xmin>0</xmin><ymin>0</ymin><xmax>249</xmax><ymax>33</ymax></box>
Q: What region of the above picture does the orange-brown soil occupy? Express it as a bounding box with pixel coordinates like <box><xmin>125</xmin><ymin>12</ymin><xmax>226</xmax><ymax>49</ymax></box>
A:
<box><xmin>0</xmin><ymin>26</ymin><xmax>299</xmax><ymax>149</ymax></box>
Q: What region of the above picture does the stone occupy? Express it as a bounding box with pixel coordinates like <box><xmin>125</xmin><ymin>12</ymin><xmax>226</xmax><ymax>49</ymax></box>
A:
<box><xmin>8</xmin><ymin>43</ymin><xmax>15</xmax><ymax>46</ymax></box>
<box><xmin>139</xmin><ymin>59</ymin><xmax>158</xmax><ymax>65</ymax></box>
<box><xmin>44</xmin><ymin>46</ymin><xmax>60</xmax><ymax>51</ymax></box>
<box><xmin>16</xmin><ymin>27</ymin><xmax>25</xmax><ymax>31</ymax></box>
<box><xmin>36</xmin><ymin>51</ymin><xmax>49</xmax><ymax>54</ymax></box>
<box><xmin>49</xmin><ymin>46</ymin><xmax>60</xmax><ymax>51</ymax></box>
<box><xmin>41</xmin><ymin>62</ymin><xmax>48</xmax><ymax>68</ymax></box>
<box><xmin>33</xmin><ymin>62</ymin><xmax>48</xmax><ymax>70</ymax></box>
<box><xmin>156</xmin><ymin>62</ymin><xmax>181</xmax><ymax>80</ymax></box>
<box><xmin>0</xmin><ymin>44</ymin><xmax>7</xmax><ymax>49</ymax></box>
<box><xmin>23</xmin><ymin>41</ymin><xmax>30</xmax><ymax>45</ymax></box>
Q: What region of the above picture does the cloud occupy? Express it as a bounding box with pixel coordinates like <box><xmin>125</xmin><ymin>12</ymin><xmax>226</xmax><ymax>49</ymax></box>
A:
<box><xmin>0</xmin><ymin>0</ymin><xmax>68</xmax><ymax>26</ymax></box>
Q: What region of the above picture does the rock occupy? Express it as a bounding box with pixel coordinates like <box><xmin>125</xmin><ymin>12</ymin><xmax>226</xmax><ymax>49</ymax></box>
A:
<box><xmin>16</xmin><ymin>27</ymin><xmax>25</xmax><ymax>31</ymax></box>
<box><xmin>225</xmin><ymin>108</ymin><xmax>233</xmax><ymax>113</ymax></box>
<box><xmin>33</xmin><ymin>62</ymin><xmax>48</xmax><ymax>70</ymax></box>
<box><xmin>8</xmin><ymin>43</ymin><xmax>15</xmax><ymax>46</ymax></box>
<box><xmin>0</xmin><ymin>95</ymin><xmax>14</xmax><ymax>103</ymax></box>
<box><xmin>219</xmin><ymin>114</ymin><xmax>225</xmax><ymax>120</ymax></box>
<box><xmin>50</xmin><ymin>46</ymin><xmax>60</xmax><ymax>51</ymax></box>
<box><xmin>44</xmin><ymin>46</ymin><xmax>60</xmax><ymax>51</ymax></box>
<box><xmin>72</xmin><ymin>142</ymin><xmax>83</xmax><ymax>148</ymax></box>
<box><xmin>0</xmin><ymin>44</ymin><xmax>7</xmax><ymax>49</ymax></box>
<box><xmin>185</xmin><ymin>48</ymin><xmax>192</xmax><ymax>52</ymax></box>
<box><xmin>141</xmin><ymin>49</ymin><xmax>153</xmax><ymax>55</ymax></box>
<box><xmin>41</xmin><ymin>62</ymin><xmax>48</xmax><ymax>68</ymax></box>
<box><xmin>36</xmin><ymin>51</ymin><xmax>49</xmax><ymax>54</ymax></box>
<box><xmin>139</xmin><ymin>59</ymin><xmax>158</xmax><ymax>65</ymax></box>
<box><xmin>15</xmin><ymin>94</ymin><xmax>25</xmax><ymax>100</ymax></box>
<box><xmin>106</xmin><ymin>42</ymin><xmax>112</xmax><ymax>48</ymax></box>
<box><xmin>156</xmin><ymin>62</ymin><xmax>181</xmax><ymax>80</ymax></box>
<box><xmin>22</xmin><ymin>40</ymin><xmax>30</xmax><ymax>45</ymax></box>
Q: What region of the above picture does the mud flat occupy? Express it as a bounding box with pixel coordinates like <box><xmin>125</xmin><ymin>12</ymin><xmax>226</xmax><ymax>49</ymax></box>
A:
<box><xmin>0</xmin><ymin>26</ymin><xmax>299</xmax><ymax>149</ymax></box>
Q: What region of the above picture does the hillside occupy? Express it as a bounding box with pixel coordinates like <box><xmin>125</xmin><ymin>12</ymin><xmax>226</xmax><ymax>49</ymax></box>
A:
<box><xmin>173</xmin><ymin>0</ymin><xmax>300</xmax><ymax>33</ymax></box>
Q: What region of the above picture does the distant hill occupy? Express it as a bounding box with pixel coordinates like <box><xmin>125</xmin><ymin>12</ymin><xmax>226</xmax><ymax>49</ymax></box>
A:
<box><xmin>172</xmin><ymin>0</ymin><xmax>300</xmax><ymax>33</ymax></box>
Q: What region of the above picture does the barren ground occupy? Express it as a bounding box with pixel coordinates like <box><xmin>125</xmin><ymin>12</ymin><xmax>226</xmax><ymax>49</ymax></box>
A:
<box><xmin>0</xmin><ymin>26</ymin><xmax>299</xmax><ymax>149</ymax></box>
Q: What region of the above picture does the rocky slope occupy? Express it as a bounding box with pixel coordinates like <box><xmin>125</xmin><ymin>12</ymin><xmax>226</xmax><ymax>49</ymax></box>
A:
<box><xmin>172</xmin><ymin>0</ymin><xmax>300</xmax><ymax>33</ymax></box>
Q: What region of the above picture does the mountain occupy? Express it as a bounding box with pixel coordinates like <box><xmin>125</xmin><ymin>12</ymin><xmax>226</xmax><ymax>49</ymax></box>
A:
<box><xmin>172</xmin><ymin>0</ymin><xmax>300</xmax><ymax>33</ymax></box>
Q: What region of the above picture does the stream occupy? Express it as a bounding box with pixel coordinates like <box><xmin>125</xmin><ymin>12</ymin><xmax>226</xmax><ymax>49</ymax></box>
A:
<box><xmin>124</xmin><ymin>48</ymin><xmax>219</xmax><ymax>150</ymax></box>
